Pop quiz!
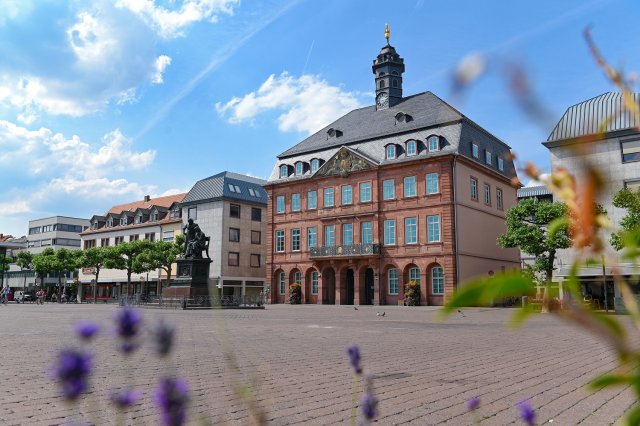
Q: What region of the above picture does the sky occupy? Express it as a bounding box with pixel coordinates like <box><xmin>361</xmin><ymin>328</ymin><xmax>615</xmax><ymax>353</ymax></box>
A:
<box><xmin>1</xmin><ymin>0</ymin><xmax>639</xmax><ymax>237</ymax></box>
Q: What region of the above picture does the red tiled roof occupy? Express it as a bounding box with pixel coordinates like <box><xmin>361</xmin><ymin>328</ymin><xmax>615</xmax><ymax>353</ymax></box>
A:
<box><xmin>105</xmin><ymin>193</ymin><xmax>186</xmax><ymax>215</ymax></box>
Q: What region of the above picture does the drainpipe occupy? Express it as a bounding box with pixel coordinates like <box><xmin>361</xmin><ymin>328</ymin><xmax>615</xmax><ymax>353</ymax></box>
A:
<box><xmin>452</xmin><ymin>155</ymin><xmax>460</xmax><ymax>294</ymax></box>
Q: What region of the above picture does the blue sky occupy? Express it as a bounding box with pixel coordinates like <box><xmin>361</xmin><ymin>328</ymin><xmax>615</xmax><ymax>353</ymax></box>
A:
<box><xmin>1</xmin><ymin>0</ymin><xmax>639</xmax><ymax>237</ymax></box>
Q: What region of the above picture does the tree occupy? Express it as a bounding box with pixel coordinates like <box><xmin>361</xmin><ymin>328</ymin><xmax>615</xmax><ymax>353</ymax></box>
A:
<box><xmin>0</xmin><ymin>253</ymin><xmax>12</xmax><ymax>289</ymax></box>
<box><xmin>16</xmin><ymin>251</ymin><xmax>33</xmax><ymax>297</ymax></box>
<box><xmin>498</xmin><ymin>198</ymin><xmax>571</xmax><ymax>284</ymax></box>
<box><xmin>610</xmin><ymin>187</ymin><xmax>640</xmax><ymax>251</ymax></box>
<box><xmin>106</xmin><ymin>240</ymin><xmax>154</xmax><ymax>296</ymax></box>
<box><xmin>79</xmin><ymin>247</ymin><xmax>110</xmax><ymax>303</ymax></box>
<box><xmin>138</xmin><ymin>236</ymin><xmax>184</xmax><ymax>292</ymax></box>
<box><xmin>32</xmin><ymin>248</ymin><xmax>81</xmax><ymax>300</ymax></box>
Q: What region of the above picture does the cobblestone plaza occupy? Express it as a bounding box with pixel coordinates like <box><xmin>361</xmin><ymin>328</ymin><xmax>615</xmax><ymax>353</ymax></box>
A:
<box><xmin>0</xmin><ymin>304</ymin><xmax>634</xmax><ymax>425</ymax></box>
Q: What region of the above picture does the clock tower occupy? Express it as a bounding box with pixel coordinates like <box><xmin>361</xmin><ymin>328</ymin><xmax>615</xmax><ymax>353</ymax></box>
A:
<box><xmin>372</xmin><ymin>24</ymin><xmax>405</xmax><ymax>110</ymax></box>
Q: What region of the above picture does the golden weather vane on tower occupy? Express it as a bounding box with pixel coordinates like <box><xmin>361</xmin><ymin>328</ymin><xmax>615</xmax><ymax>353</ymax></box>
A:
<box><xmin>385</xmin><ymin>23</ymin><xmax>390</xmax><ymax>44</ymax></box>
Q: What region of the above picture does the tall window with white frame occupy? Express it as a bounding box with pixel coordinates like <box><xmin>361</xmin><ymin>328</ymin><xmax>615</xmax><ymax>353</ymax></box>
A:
<box><xmin>498</xmin><ymin>157</ymin><xmax>504</xmax><ymax>172</ymax></box>
<box><xmin>470</xmin><ymin>177</ymin><xmax>478</xmax><ymax>200</ymax></box>
<box><xmin>324</xmin><ymin>188</ymin><xmax>334</xmax><ymax>207</ymax></box>
<box><xmin>404</xmin><ymin>176</ymin><xmax>417</xmax><ymax>197</ymax></box>
<box><xmin>360</xmin><ymin>182</ymin><xmax>372</xmax><ymax>202</ymax></box>
<box><xmin>384</xmin><ymin>219</ymin><xmax>396</xmax><ymax>245</ymax></box>
<box><xmin>280</xmin><ymin>165</ymin><xmax>288</xmax><ymax>178</ymax></box>
<box><xmin>432</xmin><ymin>266</ymin><xmax>444</xmax><ymax>295</ymax></box>
<box><xmin>295</xmin><ymin>162</ymin><xmax>303</xmax><ymax>176</ymax></box>
<box><xmin>426</xmin><ymin>173</ymin><xmax>439</xmax><ymax>194</ymax></box>
<box><xmin>293</xmin><ymin>270</ymin><xmax>301</xmax><ymax>284</ymax></box>
<box><xmin>279</xmin><ymin>271</ymin><xmax>286</xmax><ymax>295</ymax></box>
<box><xmin>386</xmin><ymin>144</ymin><xmax>396</xmax><ymax>159</ymax></box>
<box><xmin>292</xmin><ymin>193</ymin><xmax>301</xmax><ymax>212</ymax></box>
<box><xmin>496</xmin><ymin>188</ymin><xmax>503</xmax><ymax>210</ymax></box>
<box><xmin>485</xmin><ymin>151</ymin><xmax>492</xmax><ymax>165</ymax></box>
<box><xmin>484</xmin><ymin>183</ymin><xmax>491</xmax><ymax>205</ymax></box>
<box><xmin>291</xmin><ymin>229</ymin><xmax>301</xmax><ymax>251</ymax></box>
<box><xmin>342</xmin><ymin>185</ymin><xmax>353</xmax><ymax>205</ymax></box>
<box><xmin>311</xmin><ymin>159</ymin><xmax>320</xmax><ymax>173</ymax></box>
<box><xmin>311</xmin><ymin>271</ymin><xmax>319</xmax><ymax>295</ymax></box>
<box><xmin>361</xmin><ymin>222</ymin><xmax>373</xmax><ymax>244</ymax></box>
<box><xmin>409</xmin><ymin>267</ymin><xmax>420</xmax><ymax>284</ymax></box>
<box><xmin>405</xmin><ymin>217</ymin><xmax>417</xmax><ymax>244</ymax></box>
<box><xmin>427</xmin><ymin>215</ymin><xmax>440</xmax><ymax>242</ymax></box>
<box><xmin>383</xmin><ymin>179</ymin><xmax>395</xmax><ymax>200</ymax></box>
<box><xmin>307</xmin><ymin>191</ymin><xmax>317</xmax><ymax>209</ymax></box>
<box><xmin>406</xmin><ymin>140</ymin><xmax>416</xmax><ymax>156</ymax></box>
<box><xmin>275</xmin><ymin>230</ymin><xmax>285</xmax><ymax>252</ymax></box>
<box><xmin>325</xmin><ymin>225</ymin><xmax>335</xmax><ymax>247</ymax></box>
<box><xmin>428</xmin><ymin>135</ymin><xmax>440</xmax><ymax>152</ymax></box>
<box><xmin>388</xmin><ymin>268</ymin><xmax>399</xmax><ymax>295</ymax></box>
<box><xmin>307</xmin><ymin>227</ymin><xmax>317</xmax><ymax>248</ymax></box>
<box><xmin>472</xmin><ymin>143</ymin><xmax>479</xmax><ymax>158</ymax></box>
<box><xmin>342</xmin><ymin>223</ymin><xmax>353</xmax><ymax>246</ymax></box>
<box><xmin>276</xmin><ymin>195</ymin><xmax>285</xmax><ymax>213</ymax></box>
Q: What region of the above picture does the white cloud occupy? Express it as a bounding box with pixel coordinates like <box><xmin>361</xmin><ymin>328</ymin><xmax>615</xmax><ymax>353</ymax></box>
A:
<box><xmin>36</xmin><ymin>177</ymin><xmax>154</xmax><ymax>200</ymax></box>
<box><xmin>524</xmin><ymin>173</ymin><xmax>550</xmax><ymax>187</ymax></box>
<box><xmin>0</xmin><ymin>200</ymin><xmax>31</xmax><ymax>215</ymax></box>
<box><xmin>216</xmin><ymin>72</ymin><xmax>363</xmax><ymax>135</ymax></box>
<box><xmin>152</xmin><ymin>55</ymin><xmax>172</xmax><ymax>84</ymax></box>
<box><xmin>116</xmin><ymin>0</ymin><xmax>239</xmax><ymax>38</ymax></box>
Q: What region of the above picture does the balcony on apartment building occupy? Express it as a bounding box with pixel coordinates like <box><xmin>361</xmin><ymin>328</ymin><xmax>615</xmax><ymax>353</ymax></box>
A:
<box><xmin>309</xmin><ymin>243</ymin><xmax>381</xmax><ymax>259</ymax></box>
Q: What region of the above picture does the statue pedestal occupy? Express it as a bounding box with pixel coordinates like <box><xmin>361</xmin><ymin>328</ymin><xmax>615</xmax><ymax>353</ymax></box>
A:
<box><xmin>163</xmin><ymin>258</ymin><xmax>212</xmax><ymax>298</ymax></box>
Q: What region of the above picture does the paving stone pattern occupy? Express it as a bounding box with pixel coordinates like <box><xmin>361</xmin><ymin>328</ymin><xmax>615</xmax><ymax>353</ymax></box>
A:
<box><xmin>0</xmin><ymin>304</ymin><xmax>635</xmax><ymax>425</ymax></box>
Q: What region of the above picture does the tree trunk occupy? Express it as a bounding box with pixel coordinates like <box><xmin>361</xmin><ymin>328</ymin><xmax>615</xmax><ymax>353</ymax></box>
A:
<box><xmin>93</xmin><ymin>267</ymin><xmax>100</xmax><ymax>304</ymax></box>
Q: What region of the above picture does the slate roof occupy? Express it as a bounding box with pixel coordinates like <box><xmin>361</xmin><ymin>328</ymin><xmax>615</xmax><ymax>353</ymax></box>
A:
<box><xmin>279</xmin><ymin>92</ymin><xmax>465</xmax><ymax>158</ymax></box>
<box><xmin>181</xmin><ymin>171</ymin><xmax>267</xmax><ymax>206</ymax></box>
<box><xmin>547</xmin><ymin>92</ymin><xmax>640</xmax><ymax>142</ymax></box>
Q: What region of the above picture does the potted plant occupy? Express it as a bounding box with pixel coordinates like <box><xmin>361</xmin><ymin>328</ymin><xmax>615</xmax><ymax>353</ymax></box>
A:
<box><xmin>289</xmin><ymin>282</ymin><xmax>302</xmax><ymax>304</ymax></box>
<box><xmin>404</xmin><ymin>281</ymin><xmax>420</xmax><ymax>306</ymax></box>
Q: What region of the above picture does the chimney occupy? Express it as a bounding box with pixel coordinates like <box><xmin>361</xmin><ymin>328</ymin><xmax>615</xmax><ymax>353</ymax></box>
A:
<box><xmin>144</xmin><ymin>195</ymin><xmax>151</xmax><ymax>202</ymax></box>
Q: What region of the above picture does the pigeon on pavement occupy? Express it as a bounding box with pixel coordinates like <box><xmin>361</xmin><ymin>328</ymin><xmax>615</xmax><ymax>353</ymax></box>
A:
<box><xmin>376</xmin><ymin>312</ymin><xmax>380</xmax><ymax>316</ymax></box>
<box><xmin>354</xmin><ymin>306</ymin><xmax>358</xmax><ymax>310</ymax></box>
<box><xmin>458</xmin><ymin>309</ymin><xmax>466</xmax><ymax>318</ymax></box>
<box><xmin>381</xmin><ymin>312</ymin><xmax>386</xmax><ymax>317</ymax></box>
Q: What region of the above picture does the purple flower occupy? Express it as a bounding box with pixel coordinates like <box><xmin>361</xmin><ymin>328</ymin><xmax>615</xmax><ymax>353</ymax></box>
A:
<box><xmin>154</xmin><ymin>321</ymin><xmax>174</xmax><ymax>357</ymax></box>
<box><xmin>517</xmin><ymin>399</ymin><xmax>536</xmax><ymax>426</ymax></box>
<box><xmin>346</xmin><ymin>344</ymin><xmax>362</xmax><ymax>375</ymax></box>
<box><xmin>467</xmin><ymin>396</ymin><xmax>480</xmax><ymax>411</ymax></box>
<box><xmin>75</xmin><ymin>322</ymin><xmax>100</xmax><ymax>341</ymax></box>
<box><xmin>110</xmin><ymin>389</ymin><xmax>143</xmax><ymax>409</ymax></box>
<box><xmin>51</xmin><ymin>349</ymin><xmax>92</xmax><ymax>401</ymax></box>
<box><xmin>115</xmin><ymin>307</ymin><xmax>141</xmax><ymax>339</ymax></box>
<box><xmin>154</xmin><ymin>377</ymin><xmax>189</xmax><ymax>426</ymax></box>
<box><xmin>360</xmin><ymin>392</ymin><xmax>378</xmax><ymax>420</ymax></box>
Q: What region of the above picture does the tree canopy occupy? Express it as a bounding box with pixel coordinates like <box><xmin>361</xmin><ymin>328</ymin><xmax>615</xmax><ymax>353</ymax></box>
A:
<box><xmin>498</xmin><ymin>198</ymin><xmax>571</xmax><ymax>283</ymax></box>
<box><xmin>610</xmin><ymin>187</ymin><xmax>640</xmax><ymax>251</ymax></box>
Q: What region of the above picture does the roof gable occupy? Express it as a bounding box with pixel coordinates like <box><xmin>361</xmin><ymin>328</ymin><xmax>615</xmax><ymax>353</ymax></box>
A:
<box><xmin>315</xmin><ymin>146</ymin><xmax>377</xmax><ymax>178</ymax></box>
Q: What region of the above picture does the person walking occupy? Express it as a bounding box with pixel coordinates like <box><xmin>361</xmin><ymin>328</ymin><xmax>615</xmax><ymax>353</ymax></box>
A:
<box><xmin>36</xmin><ymin>288</ymin><xmax>45</xmax><ymax>305</ymax></box>
<box><xmin>0</xmin><ymin>285</ymin><xmax>9</xmax><ymax>306</ymax></box>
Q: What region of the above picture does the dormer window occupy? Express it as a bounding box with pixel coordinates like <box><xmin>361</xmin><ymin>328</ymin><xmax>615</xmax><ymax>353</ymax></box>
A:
<box><xmin>326</xmin><ymin>128</ymin><xmax>343</xmax><ymax>138</ymax></box>
<box><xmin>311</xmin><ymin>159</ymin><xmax>320</xmax><ymax>173</ymax></box>
<box><xmin>472</xmin><ymin>143</ymin><xmax>479</xmax><ymax>158</ymax></box>
<box><xmin>106</xmin><ymin>219</ymin><xmax>113</xmax><ymax>228</ymax></box>
<box><xmin>295</xmin><ymin>162</ymin><xmax>303</xmax><ymax>176</ymax></box>
<box><xmin>120</xmin><ymin>217</ymin><xmax>127</xmax><ymax>226</ymax></box>
<box><xmin>406</xmin><ymin>140</ymin><xmax>417</xmax><ymax>156</ymax></box>
<box><xmin>428</xmin><ymin>135</ymin><xmax>440</xmax><ymax>152</ymax></box>
<box><xmin>485</xmin><ymin>151</ymin><xmax>492</xmax><ymax>165</ymax></box>
<box><xmin>280</xmin><ymin>165</ymin><xmax>288</xmax><ymax>178</ymax></box>
<box><xmin>386</xmin><ymin>145</ymin><xmax>396</xmax><ymax>159</ymax></box>
<box><xmin>91</xmin><ymin>222</ymin><xmax>98</xmax><ymax>230</ymax></box>
<box><xmin>135</xmin><ymin>215</ymin><xmax>141</xmax><ymax>224</ymax></box>
<box><xmin>171</xmin><ymin>207</ymin><xmax>181</xmax><ymax>218</ymax></box>
<box><xmin>150</xmin><ymin>212</ymin><xmax>159</xmax><ymax>222</ymax></box>
<box><xmin>498</xmin><ymin>157</ymin><xmax>504</xmax><ymax>171</ymax></box>
<box><xmin>227</xmin><ymin>184</ymin><xmax>241</xmax><ymax>193</ymax></box>
<box><xmin>395</xmin><ymin>112</ymin><xmax>413</xmax><ymax>123</ymax></box>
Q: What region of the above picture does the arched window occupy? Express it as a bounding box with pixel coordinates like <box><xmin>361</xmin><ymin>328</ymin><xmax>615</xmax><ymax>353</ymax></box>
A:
<box><xmin>392</xmin><ymin>79</ymin><xmax>398</xmax><ymax>88</ymax></box>
<box><xmin>409</xmin><ymin>267</ymin><xmax>420</xmax><ymax>284</ymax></box>
<box><xmin>295</xmin><ymin>162</ymin><xmax>303</xmax><ymax>176</ymax></box>
<box><xmin>280</xmin><ymin>165</ymin><xmax>288</xmax><ymax>178</ymax></box>
<box><xmin>311</xmin><ymin>159</ymin><xmax>319</xmax><ymax>173</ymax></box>
<box><xmin>379</xmin><ymin>80</ymin><xmax>386</xmax><ymax>89</ymax></box>
<box><xmin>428</xmin><ymin>135</ymin><xmax>440</xmax><ymax>152</ymax></box>
<box><xmin>406</xmin><ymin>140</ymin><xmax>416</xmax><ymax>156</ymax></box>
<box><xmin>279</xmin><ymin>271</ymin><xmax>286</xmax><ymax>294</ymax></box>
<box><xmin>431</xmin><ymin>266</ymin><xmax>444</xmax><ymax>294</ymax></box>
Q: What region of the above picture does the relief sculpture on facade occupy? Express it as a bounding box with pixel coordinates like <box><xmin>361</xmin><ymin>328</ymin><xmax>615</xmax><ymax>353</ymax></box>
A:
<box><xmin>318</xmin><ymin>148</ymin><xmax>371</xmax><ymax>178</ymax></box>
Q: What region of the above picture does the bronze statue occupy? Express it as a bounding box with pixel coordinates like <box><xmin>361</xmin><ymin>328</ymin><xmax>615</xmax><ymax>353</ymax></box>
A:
<box><xmin>183</xmin><ymin>219</ymin><xmax>208</xmax><ymax>259</ymax></box>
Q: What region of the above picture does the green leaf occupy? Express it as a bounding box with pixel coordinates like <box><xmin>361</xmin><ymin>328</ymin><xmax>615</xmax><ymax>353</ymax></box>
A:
<box><xmin>508</xmin><ymin>306</ymin><xmax>535</xmax><ymax>330</ymax></box>
<box><xmin>441</xmin><ymin>272</ymin><xmax>535</xmax><ymax>318</ymax></box>
<box><xmin>589</xmin><ymin>374</ymin><xmax>630</xmax><ymax>389</ymax></box>
<box><xmin>625</xmin><ymin>405</ymin><xmax>640</xmax><ymax>426</ymax></box>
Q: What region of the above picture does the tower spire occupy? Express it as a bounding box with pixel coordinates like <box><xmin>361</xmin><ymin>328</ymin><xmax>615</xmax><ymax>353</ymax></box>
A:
<box><xmin>384</xmin><ymin>23</ymin><xmax>390</xmax><ymax>45</ymax></box>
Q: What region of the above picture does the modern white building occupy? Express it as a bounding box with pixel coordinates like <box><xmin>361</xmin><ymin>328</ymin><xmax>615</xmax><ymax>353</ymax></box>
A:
<box><xmin>27</xmin><ymin>216</ymin><xmax>89</xmax><ymax>254</ymax></box>
<box><xmin>543</xmin><ymin>92</ymin><xmax>640</xmax><ymax>312</ymax></box>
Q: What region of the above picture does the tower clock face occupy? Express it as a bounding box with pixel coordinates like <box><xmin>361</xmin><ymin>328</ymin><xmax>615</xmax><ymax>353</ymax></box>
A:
<box><xmin>376</xmin><ymin>92</ymin><xmax>389</xmax><ymax>108</ymax></box>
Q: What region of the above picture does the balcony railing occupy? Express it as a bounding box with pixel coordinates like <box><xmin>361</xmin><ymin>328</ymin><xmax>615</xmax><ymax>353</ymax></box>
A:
<box><xmin>309</xmin><ymin>244</ymin><xmax>381</xmax><ymax>258</ymax></box>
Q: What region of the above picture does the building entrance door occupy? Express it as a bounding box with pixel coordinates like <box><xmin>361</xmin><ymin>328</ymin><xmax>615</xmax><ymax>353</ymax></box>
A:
<box><xmin>364</xmin><ymin>268</ymin><xmax>374</xmax><ymax>305</ymax></box>
<box><xmin>346</xmin><ymin>269</ymin><xmax>355</xmax><ymax>305</ymax></box>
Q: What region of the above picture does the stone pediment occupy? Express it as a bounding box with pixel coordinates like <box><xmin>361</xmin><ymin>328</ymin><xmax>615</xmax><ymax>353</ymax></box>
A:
<box><xmin>315</xmin><ymin>147</ymin><xmax>376</xmax><ymax>178</ymax></box>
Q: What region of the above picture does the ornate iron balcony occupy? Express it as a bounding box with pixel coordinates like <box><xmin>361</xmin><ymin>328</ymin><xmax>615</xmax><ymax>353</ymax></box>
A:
<box><xmin>309</xmin><ymin>244</ymin><xmax>381</xmax><ymax>258</ymax></box>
